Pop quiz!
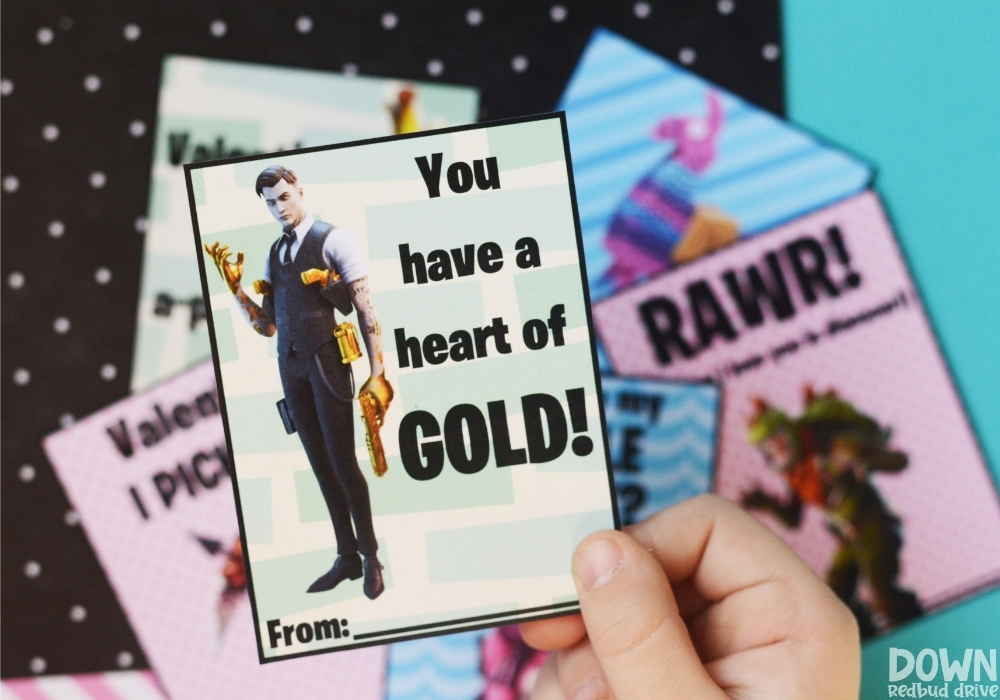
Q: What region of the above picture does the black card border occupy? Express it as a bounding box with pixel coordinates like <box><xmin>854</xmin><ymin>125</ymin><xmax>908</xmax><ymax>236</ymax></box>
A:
<box><xmin>184</xmin><ymin>112</ymin><xmax>620</xmax><ymax>663</ymax></box>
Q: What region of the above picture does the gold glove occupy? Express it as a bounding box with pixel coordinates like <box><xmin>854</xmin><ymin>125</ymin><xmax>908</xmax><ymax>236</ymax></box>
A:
<box><xmin>360</xmin><ymin>373</ymin><xmax>394</xmax><ymax>424</ymax></box>
<box><xmin>204</xmin><ymin>242</ymin><xmax>244</xmax><ymax>295</ymax></box>
<box><xmin>253</xmin><ymin>280</ymin><xmax>273</xmax><ymax>296</ymax></box>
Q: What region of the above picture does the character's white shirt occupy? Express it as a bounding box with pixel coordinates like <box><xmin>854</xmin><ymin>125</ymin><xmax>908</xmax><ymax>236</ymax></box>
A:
<box><xmin>262</xmin><ymin>214</ymin><xmax>369</xmax><ymax>284</ymax></box>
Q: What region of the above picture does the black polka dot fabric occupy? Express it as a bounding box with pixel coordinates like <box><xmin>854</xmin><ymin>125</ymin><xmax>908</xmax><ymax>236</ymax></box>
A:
<box><xmin>1</xmin><ymin>0</ymin><xmax>784</xmax><ymax>677</ymax></box>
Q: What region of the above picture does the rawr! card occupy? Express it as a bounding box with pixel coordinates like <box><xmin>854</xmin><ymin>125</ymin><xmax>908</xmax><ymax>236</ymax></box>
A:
<box><xmin>186</xmin><ymin>114</ymin><xmax>617</xmax><ymax>660</ymax></box>
<box><xmin>594</xmin><ymin>191</ymin><xmax>1000</xmax><ymax>638</ymax></box>
<box><xmin>42</xmin><ymin>361</ymin><xmax>386</xmax><ymax>699</ymax></box>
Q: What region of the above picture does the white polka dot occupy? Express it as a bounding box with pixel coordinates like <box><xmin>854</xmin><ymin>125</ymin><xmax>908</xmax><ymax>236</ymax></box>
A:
<box><xmin>633</xmin><ymin>2</ymin><xmax>651</xmax><ymax>19</ymax></box>
<box><xmin>42</xmin><ymin>124</ymin><xmax>59</xmax><ymax>141</ymax></box>
<box><xmin>95</xmin><ymin>267</ymin><xmax>112</xmax><ymax>284</ymax></box>
<box><xmin>53</xmin><ymin>317</ymin><xmax>71</xmax><ymax>334</ymax></box>
<box><xmin>550</xmin><ymin>4</ymin><xmax>567</xmax><ymax>22</ymax></box>
<box><xmin>19</xmin><ymin>465</ymin><xmax>36</xmax><ymax>482</ymax></box>
<box><xmin>117</xmin><ymin>651</ymin><xmax>134</xmax><ymax>668</ymax></box>
<box><xmin>381</xmin><ymin>12</ymin><xmax>398</xmax><ymax>29</ymax></box>
<box><xmin>762</xmin><ymin>43</ymin><xmax>781</xmax><ymax>61</ymax></box>
<box><xmin>29</xmin><ymin>657</ymin><xmax>46</xmax><ymax>674</ymax></box>
<box><xmin>342</xmin><ymin>63</ymin><xmax>358</xmax><ymax>77</ymax></box>
<box><xmin>13</xmin><ymin>368</ymin><xmax>30</xmax><ymax>385</ymax></box>
<box><xmin>24</xmin><ymin>561</ymin><xmax>41</xmax><ymax>578</ymax></box>
<box><xmin>69</xmin><ymin>605</ymin><xmax>87</xmax><ymax>622</ymax></box>
<box><xmin>1</xmin><ymin>78</ymin><xmax>13</xmax><ymax>96</ymax></box>
<box><xmin>65</xmin><ymin>509</ymin><xmax>82</xmax><ymax>526</ymax></box>
<box><xmin>37</xmin><ymin>27</ymin><xmax>54</xmax><ymax>45</ymax></box>
<box><xmin>295</xmin><ymin>15</ymin><xmax>313</xmax><ymax>34</ymax></box>
<box><xmin>718</xmin><ymin>0</ymin><xmax>735</xmax><ymax>14</ymax></box>
<box><xmin>84</xmin><ymin>74</ymin><xmax>101</xmax><ymax>92</ymax></box>
<box><xmin>90</xmin><ymin>171</ymin><xmax>107</xmax><ymax>189</ymax></box>
<box><xmin>679</xmin><ymin>47</ymin><xmax>696</xmax><ymax>65</ymax></box>
<box><xmin>48</xmin><ymin>220</ymin><xmax>65</xmax><ymax>238</ymax></box>
<box><xmin>210</xmin><ymin>19</ymin><xmax>227</xmax><ymax>37</ymax></box>
<box><xmin>3</xmin><ymin>175</ymin><xmax>20</xmax><ymax>193</ymax></box>
<box><xmin>466</xmin><ymin>8</ymin><xmax>483</xmax><ymax>26</ymax></box>
<box><xmin>59</xmin><ymin>413</ymin><xmax>76</xmax><ymax>428</ymax></box>
<box><xmin>123</xmin><ymin>23</ymin><xmax>141</xmax><ymax>41</ymax></box>
<box><xmin>101</xmin><ymin>363</ymin><xmax>118</xmax><ymax>381</ymax></box>
<box><xmin>129</xmin><ymin>119</ymin><xmax>146</xmax><ymax>137</ymax></box>
<box><xmin>8</xmin><ymin>271</ymin><xmax>25</xmax><ymax>289</ymax></box>
<box><xmin>427</xmin><ymin>59</ymin><xmax>444</xmax><ymax>77</ymax></box>
<box><xmin>134</xmin><ymin>216</ymin><xmax>148</xmax><ymax>233</ymax></box>
<box><xmin>511</xmin><ymin>55</ymin><xmax>529</xmax><ymax>73</ymax></box>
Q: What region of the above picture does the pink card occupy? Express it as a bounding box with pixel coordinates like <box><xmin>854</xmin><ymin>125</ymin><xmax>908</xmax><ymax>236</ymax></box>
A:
<box><xmin>594</xmin><ymin>190</ymin><xmax>1000</xmax><ymax>636</ymax></box>
<box><xmin>42</xmin><ymin>361</ymin><xmax>385</xmax><ymax>699</ymax></box>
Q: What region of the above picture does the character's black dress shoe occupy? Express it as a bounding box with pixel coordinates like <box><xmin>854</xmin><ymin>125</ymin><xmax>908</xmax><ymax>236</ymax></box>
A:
<box><xmin>307</xmin><ymin>554</ymin><xmax>362</xmax><ymax>593</ymax></box>
<box><xmin>363</xmin><ymin>557</ymin><xmax>385</xmax><ymax>600</ymax></box>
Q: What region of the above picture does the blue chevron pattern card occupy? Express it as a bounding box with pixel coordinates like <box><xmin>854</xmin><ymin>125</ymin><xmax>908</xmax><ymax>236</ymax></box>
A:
<box><xmin>559</xmin><ymin>28</ymin><xmax>873</xmax><ymax>303</ymax></box>
<box><xmin>603</xmin><ymin>377</ymin><xmax>720</xmax><ymax>525</ymax></box>
<box><xmin>386</xmin><ymin>632</ymin><xmax>487</xmax><ymax>700</ymax></box>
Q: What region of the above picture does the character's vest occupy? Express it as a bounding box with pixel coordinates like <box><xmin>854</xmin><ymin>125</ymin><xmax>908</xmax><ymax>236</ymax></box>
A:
<box><xmin>271</xmin><ymin>220</ymin><xmax>338</xmax><ymax>358</ymax></box>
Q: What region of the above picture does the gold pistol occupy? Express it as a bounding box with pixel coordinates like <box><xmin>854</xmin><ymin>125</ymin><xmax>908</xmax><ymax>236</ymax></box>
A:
<box><xmin>359</xmin><ymin>392</ymin><xmax>388</xmax><ymax>478</ymax></box>
<box><xmin>301</xmin><ymin>268</ymin><xmax>341</xmax><ymax>286</ymax></box>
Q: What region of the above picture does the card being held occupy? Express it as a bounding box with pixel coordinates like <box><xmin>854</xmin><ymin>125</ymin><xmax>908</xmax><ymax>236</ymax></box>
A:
<box><xmin>187</xmin><ymin>114</ymin><xmax>618</xmax><ymax>660</ymax></box>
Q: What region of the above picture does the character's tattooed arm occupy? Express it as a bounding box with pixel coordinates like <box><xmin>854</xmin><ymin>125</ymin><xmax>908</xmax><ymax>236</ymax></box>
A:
<box><xmin>349</xmin><ymin>277</ymin><xmax>383</xmax><ymax>377</ymax></box>
<box><xmin>234</xmin><ymin>286</ymin><xmax>276</xmax><ymax>337</ymax></box>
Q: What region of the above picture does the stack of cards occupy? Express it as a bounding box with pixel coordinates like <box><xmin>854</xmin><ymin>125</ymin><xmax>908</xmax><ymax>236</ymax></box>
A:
<box><xmin>36</xmin><ymin>57</ymin><xmax>482</xmax><ymax>699</ymax></box>
<box><xmin>30</xmin><ymin>23</ymin><xmax>1000</xmax><ymax>700</ymax></box>
<box><xmin>564</xmin><ymin>29</ymin><xmax>1000</xmax><ymax>639</ymax></box>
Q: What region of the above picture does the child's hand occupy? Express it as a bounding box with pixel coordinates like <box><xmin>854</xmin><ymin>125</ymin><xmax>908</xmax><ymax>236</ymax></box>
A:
<box><xmin>521</xmin><ymin>495</ymin><xmax>860</xmax><ymax>700</ymax></box>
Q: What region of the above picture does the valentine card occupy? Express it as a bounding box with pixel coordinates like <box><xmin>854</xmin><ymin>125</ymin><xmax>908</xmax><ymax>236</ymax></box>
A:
<box><xmin>593</xmin><ymin>190</ymin><xmax>1000</xmax><ymax>637</ymax></box>
<box><xmin>187</xmin><ymin>114</ymin><xmax>617</xmax><ymax>660</ymax></box>
<box><xmin>42</xmin><ymin>361</ymin><xmax>386</xmax><ymax>697</ymax></box>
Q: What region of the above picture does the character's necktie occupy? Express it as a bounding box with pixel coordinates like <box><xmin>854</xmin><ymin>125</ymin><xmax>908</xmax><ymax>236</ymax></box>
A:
<box><xmin>281</xmin><ymin>227</ymin><xmax>295</xmax><ymax>264</ymax></box>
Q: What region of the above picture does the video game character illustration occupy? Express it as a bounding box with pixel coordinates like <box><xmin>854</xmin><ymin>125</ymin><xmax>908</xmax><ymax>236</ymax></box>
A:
<box><xmin>192</xmin><ymin>534</ymin><xmax>247</xmax><ymax>637</ymax></box>
<box><xmin>741</xmin><ymin>387</ymin><xmax>924</xmax><ymax>636</ymax></box>
<box><xmin>204</xmin><ymin>165</ymin><xmax>393</xmax><ymax>600</ymax></box>
<box><xmin>603</xmin><ymin>90</ymin><xmax>739</xmax><ymax>290</ymax></box>
<box><xmin>478</xmin><ymin>626</ymin><xmax>547</xmax><ymax>700</ymax></box>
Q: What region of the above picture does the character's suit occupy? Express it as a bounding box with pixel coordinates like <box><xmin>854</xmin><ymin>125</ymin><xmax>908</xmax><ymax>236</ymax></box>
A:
<box><xmin>265</xmin><ymin>220</ymin><xmax>377</xmax><ymax>559</ymax></box>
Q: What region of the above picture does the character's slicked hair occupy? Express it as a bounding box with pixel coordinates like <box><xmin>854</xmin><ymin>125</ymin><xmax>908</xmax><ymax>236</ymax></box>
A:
<box><xmin>255</xmin><ymin>165</ymin><xmax>298</xmax><ymax>197</ymax></box>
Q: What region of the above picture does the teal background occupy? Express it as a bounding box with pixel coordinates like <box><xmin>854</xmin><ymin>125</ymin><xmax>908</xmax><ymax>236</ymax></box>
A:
<box><xmin>783</xmin><ymin>0</ymin><xmax>1000</xmax><ymax>692</ymax></box>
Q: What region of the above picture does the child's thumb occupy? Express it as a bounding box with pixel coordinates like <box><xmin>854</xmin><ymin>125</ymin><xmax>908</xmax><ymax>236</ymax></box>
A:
<box><xmin>569</xmin><ymin>531</ymin><xmax>727</xmax><ymax>700</ymax></box>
